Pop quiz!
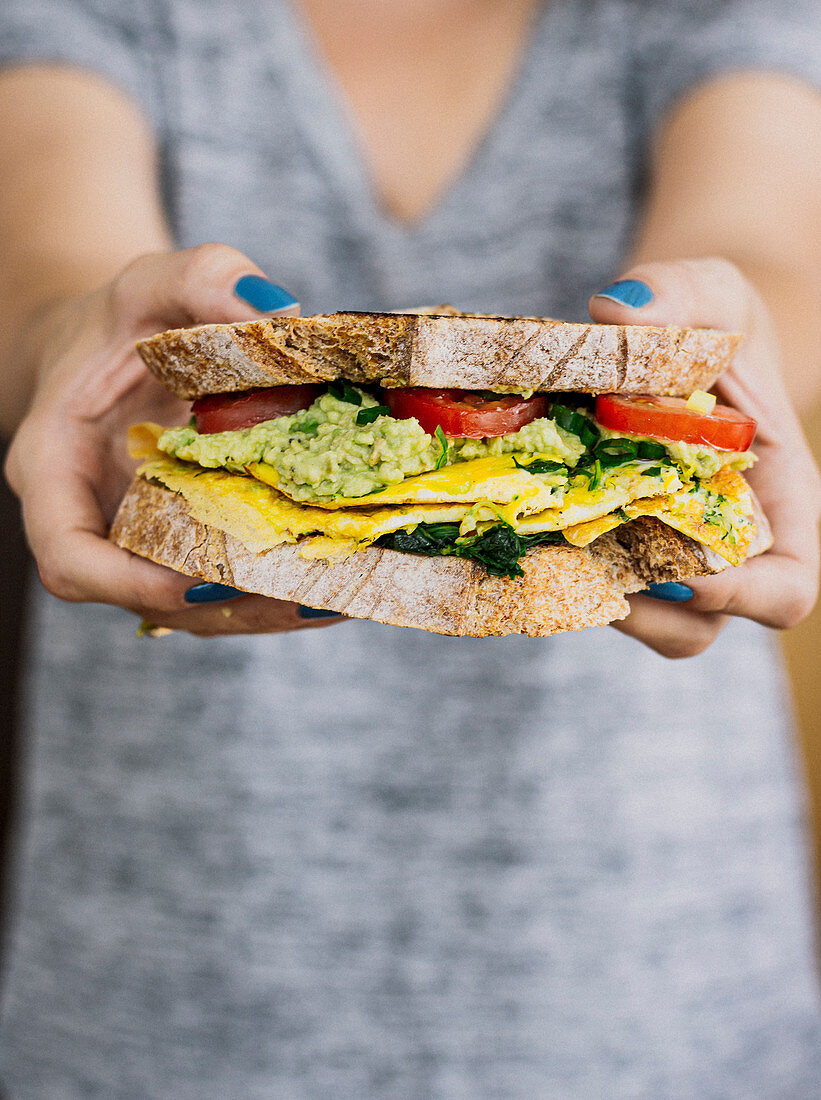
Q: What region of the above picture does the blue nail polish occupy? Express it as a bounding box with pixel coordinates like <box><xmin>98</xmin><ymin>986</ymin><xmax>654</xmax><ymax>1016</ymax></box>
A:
<box><xmin>185</xmin><ymin>582</ymin><xmax>244</xmax><ymax>604</ymax></box>
<box><xmin>643</xmin><ymin>582</ymin><xmax>694</xmax><ymax>603</ymax></box>
<box><xmin>234</xmin><ymin>274</ymin><xmax>299</xmax><ymax>313</ymax></box>
<box><xmin>595</xmin><ymin>279</ymin><xmax>654</xmax><ymax>309</ymax></box>
<box><xmin>298</xmin><ymin>605</ymin><xmax>342</xmax><ymax>619</ymax></box>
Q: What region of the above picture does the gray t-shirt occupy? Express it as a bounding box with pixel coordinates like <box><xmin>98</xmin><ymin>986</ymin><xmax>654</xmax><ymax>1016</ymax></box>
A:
<box><xmin>2</xmin><ymin>2</ymin><xmax>821</xmax><ymax>1098</ymax></box>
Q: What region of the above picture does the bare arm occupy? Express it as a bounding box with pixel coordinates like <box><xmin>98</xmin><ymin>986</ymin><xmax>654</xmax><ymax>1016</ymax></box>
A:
<box><xmin>629</xmin><ymin>72</ymin><xmax>821</xmax><ymax>407</ymax></box>
<box><xmin>0</xmin><ymin>65</ymin><xmax>172</xmax><ymax>433</ymax></box>
<box><xmin>0</xmin><ymin>66</ymin><xmax>340</xmax><ymax>635</ymax></box>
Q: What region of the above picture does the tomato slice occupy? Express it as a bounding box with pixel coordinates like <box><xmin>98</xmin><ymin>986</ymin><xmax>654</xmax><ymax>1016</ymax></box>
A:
<box><xmin>192</xmin><ymin>385</ymin><xmax>322</xmax><ymax>433</ymax></box>
<box><xmin>382</xmin><ymin>387</ymin><xmax>548</xmax><ymax>438</ymax></box>
<box><xmin>594</xmin><ymin>394</ymin><xmax>757</xmax><ymax>451</ymax></box>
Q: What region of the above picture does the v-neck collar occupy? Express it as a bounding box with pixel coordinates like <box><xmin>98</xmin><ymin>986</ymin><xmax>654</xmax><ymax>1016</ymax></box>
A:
<box><xmin>263</xmin><ymin>0</ymin><xmax>561</xmax><ymax>241</ymax></box>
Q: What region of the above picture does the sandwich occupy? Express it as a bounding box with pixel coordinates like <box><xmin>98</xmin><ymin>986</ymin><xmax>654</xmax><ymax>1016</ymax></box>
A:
<box><xmin>110</xmin><ymin>309</ymin><xmax>771</xmax><ymax>636</ymax></box>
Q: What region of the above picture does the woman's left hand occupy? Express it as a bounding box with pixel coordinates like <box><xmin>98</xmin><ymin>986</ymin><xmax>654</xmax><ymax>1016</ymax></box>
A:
<box><xmin>589</xmin><ymin>257</ymin><xmax>821</xmax><ymax>658</ymax></box>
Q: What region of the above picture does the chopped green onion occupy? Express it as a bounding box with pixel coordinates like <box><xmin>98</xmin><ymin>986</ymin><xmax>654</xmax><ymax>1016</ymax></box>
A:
<box><xmin>637</xmin><ymin>440</ymin><xmax>667</xmax><ymax>460</ymax></box>
<box><xmin>597</xmin><ymin>439</ymin><xmax>637</xmax><ymax>458</ymax></box>
<box><xmin>551</xmin><ymin>403</ymin><xmax>600</xmax><ymax>448</ymax></box>
<box><xmin>587</xmin><ymin>458</ymin><xmax>603</xmax><ymax>491</ymax></box>
<box><xmin>579</xmin><ymin>419</ymin><xmax>601</xmax><ymax>449</ymax></box>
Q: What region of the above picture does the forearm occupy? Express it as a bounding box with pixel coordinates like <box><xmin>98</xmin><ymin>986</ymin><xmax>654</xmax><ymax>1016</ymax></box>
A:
<box><xmin>719</xmin><ymin>254</ymin><xmax>821</xmax><ymax>409</ymax></box>
<box><xmin>1</xmin><ymin>288</ymin><xmax>113</xmax><ymax>435</ymax></box>
<box><xmin>629</xmin><ymin>73</ymin><xmax>821</xmax><ymax>410</ymax></box>
<box><xmin>0</xmin><ymin>65</ymin><xmax>172</xmax><ymax>435</ymax></box>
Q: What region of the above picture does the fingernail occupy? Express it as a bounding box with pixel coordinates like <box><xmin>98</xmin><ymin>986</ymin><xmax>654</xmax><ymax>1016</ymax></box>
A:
<box><xmin>298</xmin><ymin>605</ymin><xmax>342</xmax><ymax>619</ymax></box>
<box><xmin>594</xmin><ymin>279</ymin><xmax>654</xmax><ymax>309</ymax></box>
<box><xmin>234</xmin><ymin>274</ymin><xmax>299</xmax><ymax>313</ymax></box>
<box><xmin>643</xmin><ymin>582</ymin><xmax>694</xmax><ymax>603</ymax></box>
<box><xmin>185</xmin><ymin>582</ymin><xmax>244</xmax><ymax>603</ymax></box>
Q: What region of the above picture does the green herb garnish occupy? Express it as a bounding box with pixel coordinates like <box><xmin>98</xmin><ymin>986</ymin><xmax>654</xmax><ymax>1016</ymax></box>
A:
<box><xmin>355</xmin><ymin>405</ymin><xmax>390</xmax><ymax>426</ymax></box>
<box><xmin>513</xmin><ymin>456</ymin><xmax>568</xmax><ymax>475</ymax></box>
<box><xmin>434</xmin><ymin>425</ymin><xmax>449</xmax><ymax>469</ymax></box>
<box><xmin>297</xmin><ymin>417</ymin><xmax>319</xmax><ymax>436</ymax></box>
<box><xmin>328</xmin><ymin>381</ymin><xmax>363</xmax><ymax>405</ymax></box>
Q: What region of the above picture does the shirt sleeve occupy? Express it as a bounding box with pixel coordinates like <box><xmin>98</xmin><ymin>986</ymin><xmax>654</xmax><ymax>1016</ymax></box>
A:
<box><xmin>0</xmin><ymin>0</ymin><xmax>164</xmax><ymax>132</ymax></box>
<box><xmin>629</xmin><ymin>0</ymin><xmax>821</xmax><ymax>139</ymax></box>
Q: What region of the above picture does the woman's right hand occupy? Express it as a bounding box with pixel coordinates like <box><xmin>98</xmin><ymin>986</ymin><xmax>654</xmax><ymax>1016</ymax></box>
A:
<box><xmin>5</xmin><ymin>243</ymin><xmax>344</xmax><ymax>636</ymax></box>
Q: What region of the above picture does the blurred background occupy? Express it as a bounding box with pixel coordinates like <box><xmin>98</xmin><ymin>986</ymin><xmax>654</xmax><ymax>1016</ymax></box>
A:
<box><xmin>2</xmin><ymin>407</ymin><xmax>821</xmax><ymax>935</ymax></box>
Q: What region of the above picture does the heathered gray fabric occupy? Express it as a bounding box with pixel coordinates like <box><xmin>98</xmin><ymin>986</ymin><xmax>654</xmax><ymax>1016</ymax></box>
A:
<box><xmin>2</xmin><ymin>2</ymin><xmax>821</xmax><ymax>1097</ymax></box>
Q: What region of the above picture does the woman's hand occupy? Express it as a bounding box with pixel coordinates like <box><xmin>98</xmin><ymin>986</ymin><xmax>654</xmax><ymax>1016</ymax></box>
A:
<box><xmin>590</xmin><ymin>257</ymin><xmax>821</xmax><ymax>658</ymax></box>
<box><xmin>4</xmin><ymin>243</ymin><xmax>343</xmax><ymax>637</ymax></box>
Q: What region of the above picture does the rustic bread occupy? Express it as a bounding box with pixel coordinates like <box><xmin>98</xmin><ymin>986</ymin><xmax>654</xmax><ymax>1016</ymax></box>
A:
<box><xmin>136</xmin><ymin>311</ymin><xmax>741</xmax><ymax>400</ymax></box>
<box><xmin>110</xmin><ymin>476</ymin><xmax>768</xmax><ymax>638</ymax></box>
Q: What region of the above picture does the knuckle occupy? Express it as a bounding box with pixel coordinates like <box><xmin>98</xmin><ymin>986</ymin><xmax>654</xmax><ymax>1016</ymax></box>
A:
<box><xmin>705</xmin><ymin>256</ymin><xmax>759</xmax><ymax>326</ymax></box>
<box><xmin>128</xmin><ymin>569</ymin><xmax>184</xmax><ymax>620</ymax></box>
<box><xmin>107</xmin><ymin>251</ymin><xmax>173</xmax><ymax>328</ymax></box>
<box><xmin>178</xmin><ymin>242</ymin><xmax>243</xmax><ymax>294</ymax></box>
<box><xmin>36</xmin><ymin>556</ymin><xmax>81</xmax><ymax>603</ymax></box>
<box><xmin>775</xmin><ymin>588</ymin><xmax>818</xmax><ymax>631</ymax></box>
<box><xmin>679</xmin><ymin>256</ymin><xmax>754</xmax><ymax>331</ymax></box>
<box><xmin>702</xmin><ymin>255</ymin><xmax>745</xmax><ymax>289</ymax></box>
<box><xmin>109</xmin><ymin>253</ymin><xmax>157</xmax><ymax>313</ymax></box>
<box><xmin>659</xmin><ymin>622</ymin><xmax>720</xmax><ymax>660</ymax></box>
<box><xmin>3</xmin><ymin>440</ymin><xmax>22</xmax><ymax>496</ymax></box>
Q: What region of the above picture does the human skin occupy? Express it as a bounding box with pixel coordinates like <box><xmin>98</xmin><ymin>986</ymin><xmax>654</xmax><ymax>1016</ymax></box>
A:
<box><xmin>0</xmin><ymin>37</ymin><xmax>819</xmax><ymax>651</ymax></box>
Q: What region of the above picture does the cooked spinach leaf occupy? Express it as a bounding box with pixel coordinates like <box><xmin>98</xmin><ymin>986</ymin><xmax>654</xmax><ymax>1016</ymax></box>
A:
<box><xmin>381</xmin><ymin>521</ymin><xmax>566</xmax><ymax>579</ymax></box>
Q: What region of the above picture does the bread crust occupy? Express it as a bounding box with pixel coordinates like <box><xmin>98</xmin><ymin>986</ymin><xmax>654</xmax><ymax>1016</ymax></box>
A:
<box><xmin>136</xmin><ymin>312</ymin><xmax>741</xmax><ymax>400</ymax></box>
<box><xmin>110</xmin><ymin>476</ymin><xmax>749</xmax><ymax>637</ymax></box>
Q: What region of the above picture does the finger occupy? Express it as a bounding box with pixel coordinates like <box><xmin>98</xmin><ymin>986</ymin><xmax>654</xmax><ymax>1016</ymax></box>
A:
<box><xmin>136</xmin><ymin>595</ymin><xmax>347</xmax><ymax>638</ymax></box>
<box><xmin>683</xmin><ymin>550</ymin><xmax>819</xmax><ymax>631</ymax></box>
<box><xmin>23</xmin><ymin>462</ymin><xmax>351</xmax><ymax>628</ymax></box>
<box><xmin>612</xmin><ymin>595</ymin><xmax>728</xmax><ymax>659</ymax></box>
<box><xmin>109</xmin><ymin>243</ymin><xmax>301</xmax><ymax>335</ymax></box>
<box><xmin>588</xmin><ymin>256</ymin><xmax>755</xmax><ymax>333</ymax></box>
<box><xmin>19</xmin><ymin>457</ymin><xmax>195</xmax><ymax>614</ymax></box>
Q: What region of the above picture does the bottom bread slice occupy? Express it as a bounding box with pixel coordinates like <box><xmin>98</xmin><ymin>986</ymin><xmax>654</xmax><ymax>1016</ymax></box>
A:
<box><xmin>111</xmin><ymin>477</ymin><xmax>741</xmax><ymax>637</ymax></box>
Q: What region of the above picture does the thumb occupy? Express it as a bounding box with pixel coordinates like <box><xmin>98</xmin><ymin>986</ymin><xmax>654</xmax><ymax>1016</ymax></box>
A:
<box><xmin>111</xmin><ymin>243</ymin><xmax>301</xmax><ymax>336</ymax></box>
<box><xmin>587</xmin><ymin>257</ymin><xmax>754</xmax><ymax>334</ymax></box>
<box><xmin>587</xmin><ymin>256</ymin><xmax>798</xmax><ymax>428</ymax></box>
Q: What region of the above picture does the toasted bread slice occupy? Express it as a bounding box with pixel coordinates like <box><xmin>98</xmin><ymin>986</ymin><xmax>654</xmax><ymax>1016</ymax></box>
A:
<box><xmin>110</xmin><ymin>476</ymin><xmax>769</xmax><ymax>638</ymax></box>
<box><xmin>136</xmin><ymin>311</ymin><xmax>741</xmax><ymax>400</ymax></box>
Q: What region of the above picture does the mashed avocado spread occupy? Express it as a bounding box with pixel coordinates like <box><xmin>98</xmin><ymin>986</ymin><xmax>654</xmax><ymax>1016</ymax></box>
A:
<box><xmin>159</xmin><ymin>390</ymin><xmax>586</xmax><ymax>500</ymax></box>
<box><xmin>158</xmin><ymin>387</ymin><xmax>752</xmax><ymax>502</ymax></box>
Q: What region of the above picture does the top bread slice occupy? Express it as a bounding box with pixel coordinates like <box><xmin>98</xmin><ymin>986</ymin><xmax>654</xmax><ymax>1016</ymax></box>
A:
<box><xmin>136</xmin><ymin>311</ymin><xmax>741</xmax><ymax>399</ymax></box>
